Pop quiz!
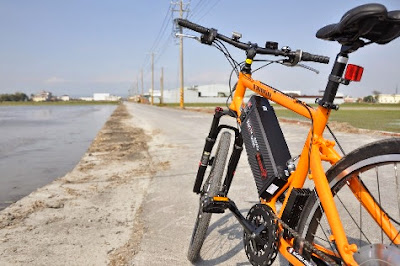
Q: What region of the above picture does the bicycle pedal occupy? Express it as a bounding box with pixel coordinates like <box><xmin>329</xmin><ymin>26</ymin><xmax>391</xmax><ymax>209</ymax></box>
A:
<box><xmin>202</xmin><ymin>196</ymin><xmax>230</xmax><ymax>213</ymax></box>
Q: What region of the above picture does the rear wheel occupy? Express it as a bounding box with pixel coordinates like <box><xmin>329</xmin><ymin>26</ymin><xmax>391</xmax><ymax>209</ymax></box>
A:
<box><xmin>297</xmin><ymin>138</ymin><xmax>400</xmax><ymax>265</ymax></box>
<box><xmin>187</xmin><ymin>131</ymin><xmax>231</xmax><ymax>262</ymax></box>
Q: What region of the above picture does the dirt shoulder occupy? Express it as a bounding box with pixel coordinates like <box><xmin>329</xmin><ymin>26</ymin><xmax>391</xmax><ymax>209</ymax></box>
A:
<box><xmin>0</xmin><ymin>104</ymin><xmax>153</xmax><ymax>266</ymax></box>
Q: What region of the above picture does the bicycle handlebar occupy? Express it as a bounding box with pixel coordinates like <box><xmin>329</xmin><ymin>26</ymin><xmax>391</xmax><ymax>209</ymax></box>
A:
<box><xmin>176</xmin><ymin>18</ymin><xmax>330</xmax><ymax>64</ymax></box>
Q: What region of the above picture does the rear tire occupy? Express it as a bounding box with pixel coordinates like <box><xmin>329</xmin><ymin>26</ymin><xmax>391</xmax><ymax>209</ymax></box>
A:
<box><xmin>297</xmin><ymin>138</ymin><xmax>400</xmax><ymax>265</ymax></box>
<box><xmin>187</xmin><ymin>131</ymin><xmax>231</xmax><ymax>263</ymax></box>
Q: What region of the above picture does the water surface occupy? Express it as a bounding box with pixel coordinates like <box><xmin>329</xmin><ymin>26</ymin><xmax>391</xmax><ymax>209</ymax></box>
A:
<box><xmin>0</xmin><ymin>105</ymin><xmax>116</xmax><ymax>210</ymax></box>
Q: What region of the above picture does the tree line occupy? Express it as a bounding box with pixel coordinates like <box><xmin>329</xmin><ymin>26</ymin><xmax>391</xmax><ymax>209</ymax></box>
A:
<box><xmin>0</xmin><ymin>92</ymin><xmax>29</xmax><ymax>102</ymax></box>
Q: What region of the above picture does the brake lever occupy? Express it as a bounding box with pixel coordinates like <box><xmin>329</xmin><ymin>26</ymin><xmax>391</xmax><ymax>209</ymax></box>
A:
<box><xmin>296</xmin><ymin>63</ymin><xmax>320</xmax><ymax>74</ymax></box>
<box><xmin>175</xmin><ymin>33</ymin><xmax>201</xmax><ymax>42</ymax></box>
<box><xmin>279</xmin><ymin>61</ymin><xmax>320</xmax><ymax>74</ymax></box>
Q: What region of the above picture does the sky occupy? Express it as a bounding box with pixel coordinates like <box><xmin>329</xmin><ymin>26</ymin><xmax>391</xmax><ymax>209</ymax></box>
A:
<box><xmin>1</xmin><ymin>0</ymin><xmax>400</xmax><ymax>98</ymax></box>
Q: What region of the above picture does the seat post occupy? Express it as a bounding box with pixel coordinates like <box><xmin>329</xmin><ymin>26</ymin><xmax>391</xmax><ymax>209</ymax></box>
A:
<box><xmin>319</xmin><ymin>50</ymin><xmax>349</xmax><ymax>109</ymax></box>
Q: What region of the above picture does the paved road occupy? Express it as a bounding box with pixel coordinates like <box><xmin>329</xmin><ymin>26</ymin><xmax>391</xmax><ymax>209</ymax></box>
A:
<box><xmin>124</xmin><ymin>102</ymin><xmax>385</xmax><ymax>266</ymax></box>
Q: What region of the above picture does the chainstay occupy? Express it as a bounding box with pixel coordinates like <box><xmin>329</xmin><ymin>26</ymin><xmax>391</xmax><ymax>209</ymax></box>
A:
<box><xmin>266</xmin><ymin>207</ymin><xmax>340</xmax><ymax>266</ymax></box>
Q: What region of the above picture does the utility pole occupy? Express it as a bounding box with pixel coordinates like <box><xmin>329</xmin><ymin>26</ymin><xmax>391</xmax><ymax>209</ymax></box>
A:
<box><xmin>141</xmin><ymin>68</ymin><xmax>144</xmax><ymax>95</ymax></box>
<box><xmin>151</xmin><ymin>52</ymin><xmax>154</xmax><ymax>105</ymax></box>
<box><xmin>179</xmin><ymin>0</ymin><xmax>184</xmax><ymax>108</ymax></box>
<box><xmin>136</xmin><ymin>76</ymin><xmax>139</xmax><ymax>95</ymax></box>
<box><xmin>160</xmin><ymin>67</ymin><xmax>164</xmax><ymax>105</ymax></box>
<box><xmin>173</xmin><ymin>0</ymin><xmax>188</xmax><ymax>109</ymax></box>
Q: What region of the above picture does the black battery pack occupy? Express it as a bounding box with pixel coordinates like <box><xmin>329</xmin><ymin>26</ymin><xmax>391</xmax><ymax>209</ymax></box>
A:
<box><xmin>240</xmin><ymin>95</ymin><xmax>291</xmax><ymax>200</ymax></box>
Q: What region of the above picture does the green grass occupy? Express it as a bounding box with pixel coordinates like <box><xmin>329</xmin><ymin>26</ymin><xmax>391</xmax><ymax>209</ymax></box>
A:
<box><xmin>330</xmin><ymin>109</ymin><xmax>400</xmax><ymax>133</ymax></box>
<box><xmin>161</xmin><ymin>102</ymin><xmax>228</xmax><ymax>107</ymax></box>
<box><xmin>161</xmin><ymin>102</ymin><xmax>400</xmax><ymax>133</ymax></box>
<box><xmin>0</xmin><ymin>100</ymin><xmax>120</xmax><ymax>106</ymax></box>
<box><xmin>274</xmin><ymin>105</ymin><xmax>400</xmax><ymax>133</ymax></box>
<box><xmin>339</xmin><ymin>102</ymin><xmax>400</xmax><ymax>108</ymax></box>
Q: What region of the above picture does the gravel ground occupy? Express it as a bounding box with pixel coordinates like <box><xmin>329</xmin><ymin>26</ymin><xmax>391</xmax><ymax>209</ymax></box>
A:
<box><xmin>0</xmin><ymin>102</ymin><xmax>395</xmax><ymax>266</ymax></box>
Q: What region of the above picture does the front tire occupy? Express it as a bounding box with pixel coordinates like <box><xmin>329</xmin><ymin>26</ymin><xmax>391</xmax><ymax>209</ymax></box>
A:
<box><xmin>187</xmin><ymin>131</ymin><xmax>231</xmax><ymax>263</ymax></box>
<box><xmin>297</xmin><ymin>138</ymin><xmax>400</xmax><ymax>265</ymax></box>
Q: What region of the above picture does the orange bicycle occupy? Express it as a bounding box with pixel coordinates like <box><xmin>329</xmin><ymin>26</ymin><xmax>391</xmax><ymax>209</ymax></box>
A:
<box><xmin>177</xmin><ymin>3</ymin><xmax>400</xmax><ymax>265</ymax></box>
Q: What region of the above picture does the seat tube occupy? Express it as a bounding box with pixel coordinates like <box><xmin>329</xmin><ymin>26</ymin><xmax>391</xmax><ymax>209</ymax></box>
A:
<box><xmin>319</xmin><ymin>51</ymin><xmax>348</xmax><ymax>108</ymax></box>
<box><xmin>311</xmin><ymin>144</ymin><xmax>358</xmax><ymax>265</ymax></box>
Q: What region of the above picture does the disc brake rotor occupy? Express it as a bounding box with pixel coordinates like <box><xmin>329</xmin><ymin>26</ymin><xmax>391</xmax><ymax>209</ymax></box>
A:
<box><xmin>353</xmin><ymin>244</ymin><xmax>400</xmax><ymax>265</ymax></box>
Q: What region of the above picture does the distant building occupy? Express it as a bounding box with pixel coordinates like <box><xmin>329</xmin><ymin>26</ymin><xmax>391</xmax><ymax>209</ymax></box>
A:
<box><xmin>283</xmin><ymin>91</ymin><xmax>302</xmax><ymax>97</ymax></box>
<box><xmin>79</xmin><ymin>97</ymin><xmax>94</xmax><ymax>101</ymax></box>
<box><xmin>59</xmin><ymin>95</ymin><xmax>70</xmax><ymax>101</ymax></box>
<box><xmin>32</xmin><ymin>91</ymin><xmax>52</xmax><ymax>102</ymax></box>
<box><xmin>156</xmin><ymin>84</ymin><xmax>344</xmax><ymax>105</ymax></box>
<box><xmin>344</xmin><ymin>96</ymin><xmax>357</xmax><ymax>103</ymax></box>
<box><xmin>296</xmin><ymin>92</ymin><xmax>344</xmax><ymax>105</ymax></box>
<box><xmin>93</xmin><ymin>93</ymin><xmax>110</xmax><ymax>101</ymax></box>
<box><xmin>376</xmin><ymin>94</ymin><xmax>400</xmax><ymax>103</ymax></box>
<box><xmin>93</xmin><ymin>93</ymin><xmax>121</xmax><ymax>101</ymax></box>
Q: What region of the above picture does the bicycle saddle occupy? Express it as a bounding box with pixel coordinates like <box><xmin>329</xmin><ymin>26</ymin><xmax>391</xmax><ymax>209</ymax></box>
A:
<box><xmin>316</xmin><ymin>3</ymin><xmax>400</xmax><ymax>46</ymax></box>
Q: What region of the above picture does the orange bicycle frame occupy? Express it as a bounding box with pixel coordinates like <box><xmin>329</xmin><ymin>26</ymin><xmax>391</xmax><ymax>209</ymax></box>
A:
<box><xmin>229</xmin><ymin>71</ymin><xmax>399</xmax><ymax>265</ymax></box>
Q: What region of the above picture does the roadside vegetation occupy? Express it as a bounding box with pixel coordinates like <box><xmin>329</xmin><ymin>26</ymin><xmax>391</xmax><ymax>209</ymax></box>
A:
<box><xmin>274</xmin><ymin>103</ymin><xmax>400</xmax><ymax>133</ymax></box>
<box><xmin>162</xmin><ymin>102</ymin><xmax>400</xmax><ymax>133</ymax></box>
<box><xmin>0</xmin><ymin>92</ymin><xmax>29</xmax><ymax>102</ymax></box>
<box><xmin>160</xmin><ymin>102</ymin><xmax>226</xmax><ymax>108</ymax></box>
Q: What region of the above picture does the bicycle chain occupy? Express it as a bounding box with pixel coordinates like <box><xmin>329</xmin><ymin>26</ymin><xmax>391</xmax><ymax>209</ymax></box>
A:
<box><xmin>266</xmin><ymin>208</ymin><xmax>340</xmax><ymax>266</ymax></box>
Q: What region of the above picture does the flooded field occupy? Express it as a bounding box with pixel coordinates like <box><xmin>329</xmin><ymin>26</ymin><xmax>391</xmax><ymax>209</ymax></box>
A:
<box><xmin>0</xmin><ymin>104</ymin><xmax>116</xmax><ymax>210</ymax></box>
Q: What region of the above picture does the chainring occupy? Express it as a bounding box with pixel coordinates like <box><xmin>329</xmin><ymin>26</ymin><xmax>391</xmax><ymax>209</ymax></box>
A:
<box><xmin>243</xmin><ymin>204</ymin><xmax>279</xmax><ymax>266</ymax></box>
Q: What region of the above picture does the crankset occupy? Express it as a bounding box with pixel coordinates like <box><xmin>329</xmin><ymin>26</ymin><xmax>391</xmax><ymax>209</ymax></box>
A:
<box><xmin>243</xmin><ymin>204</ymin><xmax>279</xmax><ymax>266</ymax></box>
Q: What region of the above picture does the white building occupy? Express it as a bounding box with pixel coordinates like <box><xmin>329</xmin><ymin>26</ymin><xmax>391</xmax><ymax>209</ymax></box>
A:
<box><xmin>79</xmin><ymin>97</ymin><xmax>94</xmax><ymax>101</ymax></box>
<box><xmin>59</xmin><ymin>95</ymin><xmax>70</xmax><ymax>101</ymax></box>
<box><xmin>93</xmin><ymin>93</ymin><xmax>121</xmax><ymax>101</ymax></box>
<box><xmin>296</xmin><ymin>92</ymin><xmax>344</xmax><ymax>105</ymax></box>
<box><xmin>376</xmin><ymin>94</ymin><xmax>400</xmax><ymax>103</ymax></box>
<box><xmin>93</xmin><ymin>93</ymin><xmax>110</xmax><ymax>101</ymax></box>
<box><xmin>32</xmin><ymin>91</ymin><xmax>52</xmax><ymax>102</ymax></box>
<box><xmin>157</xmin><ymin>84</ymin><xmax>344</xmax><ymax>105</ymax></box>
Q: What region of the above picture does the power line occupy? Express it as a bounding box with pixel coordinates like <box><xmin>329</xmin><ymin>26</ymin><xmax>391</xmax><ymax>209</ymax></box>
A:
<box><xmin>154</xmin><ymin>34</ymin><xmax>173</xmax><ymax>65</ymax></box>
<box><xmin>140</xmin><ymin>3</ymin><xmax>173</xmax><ymax>72</ymax></box>
<box><xmin>188</xmin><ymin>0</ymin><xmax>208</xmax><ymax>19</ymax></box>
<box><xmin>195</xmin><ymin>0</ymin><xmax>221</xmax><ymax>22</ymax></box>
<box><xmin>149</xmin><ymin>4</ymin><xmax>173</xmax><ymax>52</ymax></box>
<box><xmin>153</xmin><ymin>13</ymin><xmax>175</xmax><ymax>64</ymax></box>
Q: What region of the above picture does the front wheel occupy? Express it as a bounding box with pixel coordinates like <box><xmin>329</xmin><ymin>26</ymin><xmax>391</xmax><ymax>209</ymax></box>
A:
<box><xmin>297</xmin><ymin>138</ymin><xmax>400</xmax><ymax>265</ymax></box>
<box><xmin>187</xmin><ymin>131</ymin><xmax>231</xmax><ymax>263</ymax></box>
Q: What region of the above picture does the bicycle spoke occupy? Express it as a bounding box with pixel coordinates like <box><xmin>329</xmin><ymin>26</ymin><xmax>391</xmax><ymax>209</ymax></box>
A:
<box><xmin>392</xmin><ymin>163</ymin><xmax>400</xmax><ymax>246</ymax></box>
<box><xmin>315</xmin><ymin>191</ymin><xmax>338</xmax><ymax>254</ymax></box>
<box><xmin>395</xmin><ymin>163</ymin><xmax>400</xmax><ymax>220</ymax></box>
<box><xmin>336</xmin><ymin>191</ymin><xmax>371</xmax><ymax>244</ymax></box>
<box><xmin>359</xmin><ymin>174</ymin><xmax>362</xmax><ymax>247</ymax></box>
<box><xmin>376</xmin><ymin>166</ymin><xmax>384</xmax><ymax>243</ymax></box>
<box><xmin>390</xmin><ymin>230</ymin><xmax>400</xmax><ymax>246</ymax></box>
<box><xmin>312</xmin><ymin>234</ymin><xmax>332</xmax><ymax>244</ymax></box>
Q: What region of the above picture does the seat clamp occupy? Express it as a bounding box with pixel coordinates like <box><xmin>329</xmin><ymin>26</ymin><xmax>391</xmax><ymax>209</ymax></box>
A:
<box><xmin>329</xmin><ymin>74</ymin><xmax>350</xmax><ymax>85</ymax></box>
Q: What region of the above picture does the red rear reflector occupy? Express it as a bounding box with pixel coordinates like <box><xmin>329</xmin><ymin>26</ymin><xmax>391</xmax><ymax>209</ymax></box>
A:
<box><xmin>345</xmin><ymin>64</ymin><xmax>364</xmax><ymax>82</ymax></box>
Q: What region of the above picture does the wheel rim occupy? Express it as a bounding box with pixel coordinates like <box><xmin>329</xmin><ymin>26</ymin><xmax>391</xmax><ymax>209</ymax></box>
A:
<box><xmin>301</xmin><ymin>154</ymin><xmax>400</xmax><ymax>264</ymax></box>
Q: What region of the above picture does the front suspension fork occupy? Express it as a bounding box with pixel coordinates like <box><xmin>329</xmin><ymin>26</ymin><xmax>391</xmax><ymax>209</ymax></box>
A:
<box><xmin>193</xmin><ymin>107</ymin><xmax>243</xmax><ymax>196</ymax></box>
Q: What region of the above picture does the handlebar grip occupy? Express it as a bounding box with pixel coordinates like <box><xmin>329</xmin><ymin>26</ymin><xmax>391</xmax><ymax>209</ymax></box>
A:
<box><xmin>301</xmin><ymin>52</ymin><xmax>330</xmax><ymax>64</ymax></box>
<box><xmin>175</xmin><ymin>18</ymin><xmax>209</xmax><ymax>34</ymax></box>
